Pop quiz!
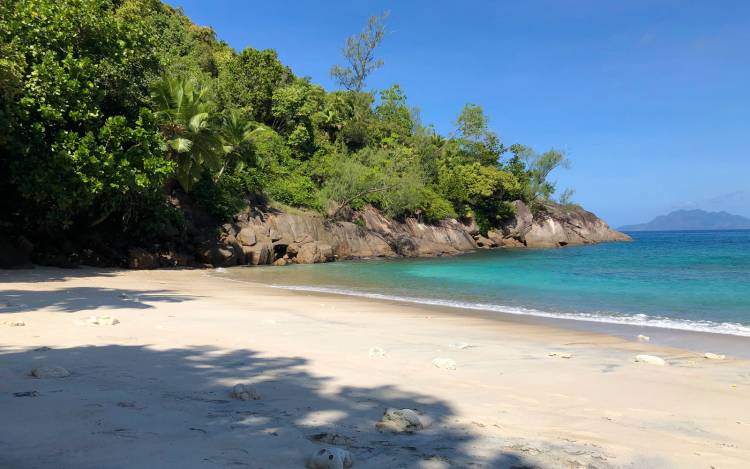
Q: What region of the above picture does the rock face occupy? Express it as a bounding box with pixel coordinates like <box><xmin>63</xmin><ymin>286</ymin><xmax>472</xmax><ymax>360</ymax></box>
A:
<box><xmin>489</xmin><ymin>200</ymin><xmax>630</xmax><ymax>248</ymax></box>
<box><xmin>129</xmin><ymin>200</ymin><xmax>629</xmax><ymax>268</ymax></box>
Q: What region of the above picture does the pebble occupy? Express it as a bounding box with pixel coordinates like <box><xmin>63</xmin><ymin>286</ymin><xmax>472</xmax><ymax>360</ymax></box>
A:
<box><xmin>368</xmin><ymin>347</ymin><xmax>386</xmax><ymax>358</ymax></box>
<box><xmin>548</xmin><ymin>352</ymin><xmax>572</xmax><ymax>359</ymax></box>
<box><xmin>87</xmin><ymin>315</ymin><xmax>119</xmax><ymax>326</ymax></box>
<box><xmin>376</xmin><ymin>408</ymin><xmax>426</xmax><ymax>433</ymax></box>
<box><xmin>704</xmin><ymin>352</ymin><xmax>726</xmax><ymax>360</ymax></box>
<box><xmin>230</xmin><ymin>383</ymin><xmax>261</xmax><ymax>400</ymax></box>
<box><xmin>305</xmin><ymin>447</ymin><xmax>353</xmax><ymax>469</ymax></box>
<box><xmin>635</xmin><ymin>354</ymin><xmax>666</xmax><ymax>366</ymax></box>
<box><xmin>431</xmin><ymin>357</ymin><xmax>456</xmax><ymax>370</ymax></box>
<box><xmin>448</xmin><ymin>342</ymin><xmax>471</xmax><ymax>349</ymax></box>
<box><xmin>1</xmin><ymin>320</ymin><xmax>25</xmax><ymax>327</ymax></box>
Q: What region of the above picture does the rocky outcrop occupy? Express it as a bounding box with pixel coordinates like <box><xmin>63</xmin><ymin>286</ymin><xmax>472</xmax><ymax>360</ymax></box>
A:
<box><xmin>488</xmin><ymin>200</ymin><xmax>630</xmax><ymax>248</ymax></box>
<box><xmin>187</xmin><ymin>201</ymin><xmax>629</xmax><ymax>267</ymax></box>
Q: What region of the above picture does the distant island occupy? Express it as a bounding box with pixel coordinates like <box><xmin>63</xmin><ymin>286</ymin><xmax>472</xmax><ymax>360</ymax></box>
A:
<box><xmin>620</xmin><ymin>209</ymin><xmax>750</xmax><ymax>231</ymax></box>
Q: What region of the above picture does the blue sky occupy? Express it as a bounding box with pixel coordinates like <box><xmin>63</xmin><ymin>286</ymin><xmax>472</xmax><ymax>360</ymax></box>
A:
<box><xmin>166</xmin><ymin>0</ymin><xmax>749</xmax><ymax>227</ymax></box>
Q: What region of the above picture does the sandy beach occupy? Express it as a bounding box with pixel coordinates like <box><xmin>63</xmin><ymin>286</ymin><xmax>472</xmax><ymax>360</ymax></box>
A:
<box><xmin>1</xmin><ymin>267</ymin><xmax>749</xmax><ymax>468</ymax></box>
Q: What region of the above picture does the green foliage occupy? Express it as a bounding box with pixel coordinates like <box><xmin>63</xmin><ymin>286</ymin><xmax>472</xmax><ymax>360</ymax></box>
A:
<box><xmin>330</xmin><ymin>12</ymin><xmax>388</xmax><ymax>92</ymax></box>
<box><xmin>372</xmin><ymin>85</ymin><xmax>414</xmax><ymax>144</ymax></box>
<box><xmin>217</xmin><ymin>48</ymin><xmax>293</xmax><ymax>123</ymax></box>
<box><xmin>524</xmin><ymin>148</ymin><xmax>570</xmax><ymax>202</ymax></box>
<box><xmin>454</xmin><ymin>104</ymin><xmax>505</xmax><ymax>166</ymax></box>
<box><xmin>271</xmin><ymin>79</ymin><xmax>325</xmax><ymax>156</ymax></box>
<box><xmin>266</xmin><ymin>170</ymin><xmax>320</xmax><ymax>209</ymax></box>
<box><xmin>558</xmin><ymin>187</ymin><xmax>577</xmax><ymax>206</ymax></box>
<box><xmin>0</xmin><ymin>0</ymin><xmax>172</xmax><ymax>233</ymax></box>
<box><xmin>192</xmin><ymin>172</ymin><xmax>246</xmax><ymax>221</ymax></box>
<box><xmin>151</xmin><ymin>76</ymin><xmax>223</xmax><ymax>191</ymax></box>
<box><xmin>1</xmin><ymin>0</ymin><xmax>575</xmax><ymax>262</ymax></box>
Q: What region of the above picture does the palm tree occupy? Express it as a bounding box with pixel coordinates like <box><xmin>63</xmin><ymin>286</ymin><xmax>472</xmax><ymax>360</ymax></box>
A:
<box><xmin>217</xmin><ymin>108</ymin><xmax>273</xmax><ymax>178</ymax></box>
<box><xmin>151</xmin><ymin>77</ymin><xmax>223</xmax><ymax>192</ymax></box>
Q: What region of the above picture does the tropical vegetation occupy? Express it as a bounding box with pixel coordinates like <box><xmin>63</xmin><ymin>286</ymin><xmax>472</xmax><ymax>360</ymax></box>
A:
<box><xmin>0</xmin><ymin>0</ymin><xmax>572</xmax><ymax>261</ymax></box>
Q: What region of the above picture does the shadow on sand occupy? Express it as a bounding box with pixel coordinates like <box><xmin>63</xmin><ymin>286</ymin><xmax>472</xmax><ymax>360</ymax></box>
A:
<box><xmin>0</xmin><ymin>343</ymin><xmax>544</xmax><ymax>468</ymax></box>
<box><xmin>0</xmin><ymin>266</ymin><xmax>123</xmax><ymax>283</ymax></box>
<box><xmin>0</xmin><ymin>286</ymin><xmax>195</xmax><ymax>314</ymax></box>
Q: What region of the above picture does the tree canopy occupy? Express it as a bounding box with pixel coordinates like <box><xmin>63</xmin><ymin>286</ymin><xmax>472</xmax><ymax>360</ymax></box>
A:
<box><xmin>0</xmin><ymin>0</ymin><xmax>572</xmax><ymax>256</ymax></box>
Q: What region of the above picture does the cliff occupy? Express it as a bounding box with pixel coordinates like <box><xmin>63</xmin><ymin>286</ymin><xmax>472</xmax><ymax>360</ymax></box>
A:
<box><xmin>188</xmin><ymin>200</ymin><xmax>630</xmax><ymax>268</ymax></box>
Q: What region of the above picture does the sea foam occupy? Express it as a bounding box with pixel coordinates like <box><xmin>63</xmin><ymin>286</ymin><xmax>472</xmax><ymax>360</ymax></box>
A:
<box><xmin>271</xmin><ymin>284</ymin><xmax>750</xmax><ymax>338</ymax></box>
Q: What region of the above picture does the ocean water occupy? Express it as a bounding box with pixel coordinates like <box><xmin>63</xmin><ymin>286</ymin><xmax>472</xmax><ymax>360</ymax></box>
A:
<box><xmin>223</xmin><ymin>230</ymin><xmax>750</xmax><ymax>337</ymax></box>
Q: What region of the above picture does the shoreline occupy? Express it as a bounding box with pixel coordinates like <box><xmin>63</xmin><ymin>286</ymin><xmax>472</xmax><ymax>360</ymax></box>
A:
<box><xmin>213</xmin><ymin>267</ymin><xmax>750</xmax><ymax>359</ymax></box>
<box><xmin>1</xmin><ymin>267</ymin><xmax>749</xmax><ymax>468</ymax></box>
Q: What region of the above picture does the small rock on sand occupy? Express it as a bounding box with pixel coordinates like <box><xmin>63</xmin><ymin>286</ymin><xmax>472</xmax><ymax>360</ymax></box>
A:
<box><xmin>637</xmin><ymin>334</ymin><xmax>650</xmax><ymax>342</ymax></box>
<box><xmin>376</xmin><ymin>408</ymin><xmax>426</xmax><ymax>433</ymax></box>
<box><xmin>31</xmin><ymin>366</ymin><xmax>70</xmax><ymax>378</ymax></box>
<box><xmin>368</xmin><ymin>347</ymin><xmax>386</xmax><ymax>358</ymax></box>
<box><xmin>305</xmin><ymin>447</ymin><xmax>353</xmax><ymax>469</ymax></box>
<box><xmin>1</xmin><ymin>320</ymin><xmax>25</xmax><ymax>327</ymax></box>
<box><xmin>548</xmin><ymin>352</ymin><xmax>572</xmax><ymax>359</ymax></box>
<box><xmin>230</xmin><ymin>383</ymin><xmax>261</xmax><ymax>400</ymax></box>
<box><xmin>704</xmin><ymin>352</ymin><xmax>726</xmax><ymax>360</ymax></box>
<box><xmin>635</xmin><ymin>354</ymin><xmax>666</xmax><ymax>366</ymax></box>
<box><xmin>448</xmin><ymin>342</ymin><xmax>471</xmax><ymax>349</ymax></box>
<box><xmin>431</xmin><ymin>357</ymin><xmax>456</xmax><ymax>370</ymax></box>
<box><xmin>87</xmin><ymin>315</ymin><xmax>119</xmax><ymax>326</ymax></box>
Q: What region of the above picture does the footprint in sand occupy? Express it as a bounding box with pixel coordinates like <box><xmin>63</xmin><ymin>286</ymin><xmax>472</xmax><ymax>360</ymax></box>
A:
<box><xmin>31</xmin><ymin>366</ymin><xmax>70</xmax><ymax>378</ymax></box>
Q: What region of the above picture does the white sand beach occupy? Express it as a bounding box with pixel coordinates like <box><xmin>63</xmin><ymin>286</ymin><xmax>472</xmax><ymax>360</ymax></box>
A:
<box><xmin>1</xmin><ymin>267</ymin><xmax>749</xmax><ymax>468</ymax></box>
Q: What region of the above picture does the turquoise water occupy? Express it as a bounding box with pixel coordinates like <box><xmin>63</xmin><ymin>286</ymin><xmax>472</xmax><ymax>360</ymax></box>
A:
<box><xmin>224</xmin><ymin>230</ymin><xmax>750</xmax><ymax>337</ymax></box>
